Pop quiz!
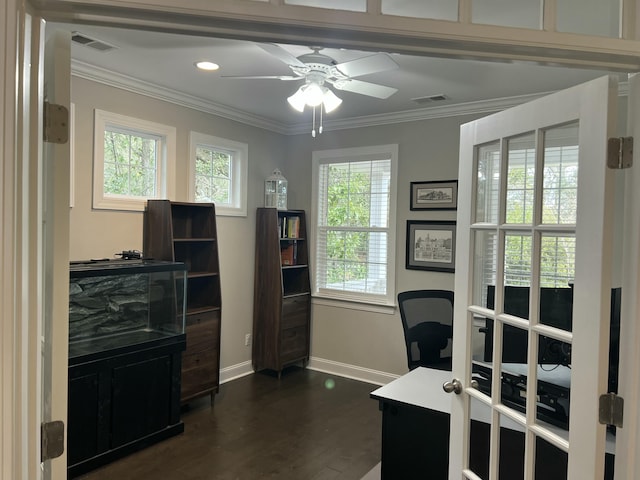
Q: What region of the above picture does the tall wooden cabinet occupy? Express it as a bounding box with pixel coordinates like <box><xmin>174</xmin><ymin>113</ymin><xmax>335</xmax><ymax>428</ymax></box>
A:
<box><xmin>143</xmin><ymin>200</ymin><xmax>221</xmax><ymax>403</ymax></box>
<box><xmin>253</xmin><ymin>208</ymin><xmax>311</xmax><ymax>376</ymax></box>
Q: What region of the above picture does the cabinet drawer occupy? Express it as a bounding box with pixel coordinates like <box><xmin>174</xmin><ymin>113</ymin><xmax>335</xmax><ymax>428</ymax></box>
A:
<box><xmin>281</xmin><ymin>296</ymin><xmax>309</xmax><ymax>329</ymax></box>
<box><xmin>185</xmin><ymin>311</ymin><xmax>220</xmax><ymax>353</ymax></box>
<box><xmin>280</xmin><ymin>326</ymin><xmax>308</xmax><ymax>360</ymax></box>
<box><xmin>181</xmin><ymin>350</ymin><xmax>219</xmax><ymax>399</ymax></box>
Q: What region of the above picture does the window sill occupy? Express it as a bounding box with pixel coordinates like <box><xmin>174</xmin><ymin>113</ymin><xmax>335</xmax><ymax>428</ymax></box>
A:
<box><xmin>311</xmin><ymin>295</ymin><xmax>396</xmax><ymax>315</ymax></box>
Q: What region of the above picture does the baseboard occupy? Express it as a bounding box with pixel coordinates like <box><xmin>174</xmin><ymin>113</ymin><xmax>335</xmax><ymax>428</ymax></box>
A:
<box><xmin>219</xmin><ymin>360</ymin><xmax>254</xmax><ymax>384</ymax></box>
<box><xmin>307</xmin><ymin>357</ymin><xmax>400</xmax><ymax>386</ymax></box>
<box><xmin>218</xmin><ymin>358</ymin><xmax>399</xmax><ymax>386</ymax></box>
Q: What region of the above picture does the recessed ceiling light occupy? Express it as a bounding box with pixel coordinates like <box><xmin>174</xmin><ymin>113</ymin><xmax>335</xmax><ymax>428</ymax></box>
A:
<box><xmin>195</xmin><ymin>61</ymin><xmax>220</xmax><ymax>71</ymax></box>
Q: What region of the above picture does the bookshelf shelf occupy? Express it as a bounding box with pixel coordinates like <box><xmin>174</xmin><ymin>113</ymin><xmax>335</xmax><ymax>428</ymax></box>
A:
<box><xmin>253</xmin><ymin>208</ymin><xmax>311</xmax><ymax>376</ymax></box>
<box><xmin>143</xmin><ymin>200</ymin><xmax>222</xmax><ymax>404</ymax></box>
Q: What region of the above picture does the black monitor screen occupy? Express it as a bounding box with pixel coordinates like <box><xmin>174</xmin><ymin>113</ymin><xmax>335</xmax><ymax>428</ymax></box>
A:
<box><xmin>482</xmin><ymin>285</ymin><xmax>621</xmax><ymax>393</ymax></box>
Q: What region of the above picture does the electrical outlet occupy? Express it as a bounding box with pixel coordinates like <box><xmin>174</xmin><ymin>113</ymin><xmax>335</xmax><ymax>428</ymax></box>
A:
<box><xmin>244</xmin><ymin>333</ymin><xmax>252</xmax><ymax>346</ymax></box>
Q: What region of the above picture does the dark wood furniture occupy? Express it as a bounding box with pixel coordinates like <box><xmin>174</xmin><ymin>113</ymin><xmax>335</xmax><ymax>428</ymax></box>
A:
<box><xmin>68</xmin><ymin>336</ymin><xmax>185</xmax><ymax>478</ymax></box>
<box><xmin>370</xmin><ymin>367</ymin><xmax>615</xmax><ymax>480</ymax></box>
<box><xmin>67</xmin><ymin>260</ymin><xmax>187</xmax><ymax>478</ymax></box>
<box><xmin>253</xmin><ymin>208</ymin><xmax>311</xmax><ymax>376</ymax></box>
<box><xmin>144</xmin><ymin>200</ymin><xmax>222</xmax><ymax>403</ymax></box>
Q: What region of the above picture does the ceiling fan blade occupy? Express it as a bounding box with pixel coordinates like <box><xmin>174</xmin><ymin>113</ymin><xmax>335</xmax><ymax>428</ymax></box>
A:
<box><xmin>334</xmin><ymin>53</ymin><xmax>398</xmax><ymax>78</ymax></box>
<box><xmin>257</xmin><ymin>43</ymin><xmax>308</xmax><ymax>68</ymax></box>
<box><xmin>221</xmin><ymin>75</ymin><xmax>302</xmax><ymax>81</ymax></box>
<box><xmin>333</xmin><ymin>79</ymin><xmax>398</xmax><ymax>99</ymax></box>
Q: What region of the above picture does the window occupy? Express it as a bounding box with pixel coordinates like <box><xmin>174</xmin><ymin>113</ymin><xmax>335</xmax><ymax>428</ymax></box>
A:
<box><xmin>189</xmin><ymin>132</ymin><xmax>247</xmax><ymax>216</ymax></box>
<box><xmin>312</xmin><ymin>145</ymin><xmax>398</xmax><ymax>307</ymax></box>
<box><xmin>93</xmin><ymin>110</ymin><xmax>176</xmax><ymax>211</ymax></box>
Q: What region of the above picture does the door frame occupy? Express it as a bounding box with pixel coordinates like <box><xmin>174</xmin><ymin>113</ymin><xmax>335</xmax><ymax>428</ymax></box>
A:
<box><xmin>4</xmin><ymin>1</ymin><xmax>640</xmax><ymax>479</ymax></box>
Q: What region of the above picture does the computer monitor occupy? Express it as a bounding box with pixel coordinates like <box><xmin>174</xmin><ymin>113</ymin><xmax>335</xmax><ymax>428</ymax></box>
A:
<box><xmin>482</xmin><ymin>285</ymin><xmax>621</xmax><ymax>393</ymax></box>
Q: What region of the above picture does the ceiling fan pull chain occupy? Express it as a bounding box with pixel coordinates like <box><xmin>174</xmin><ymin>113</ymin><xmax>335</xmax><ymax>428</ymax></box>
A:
<box><xmin>319</xmin><ymin>104</ymin><xmax>324</xmax><ymax>134</ymax></box>
<box><xmin>312</xmin><ymin>105</ymin><xmax>317</xmax><ymax>137</ymax></box>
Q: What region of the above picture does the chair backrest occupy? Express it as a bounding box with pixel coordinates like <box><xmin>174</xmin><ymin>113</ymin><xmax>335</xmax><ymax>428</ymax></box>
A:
<box><xmin>397</xmin><ymin>290</ymin><xmax>454</xmax><ymax>370</ymax></box>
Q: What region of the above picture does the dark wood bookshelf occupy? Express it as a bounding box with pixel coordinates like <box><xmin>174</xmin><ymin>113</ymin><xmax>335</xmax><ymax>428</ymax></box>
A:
<box><xmin>143</xmin><ymin>200</ymin><xmax>222</xmax><ymax>404</ymax></box>
<box><xmin>253</xmin><ymin>208</ymin><xmax>311</xmax><ymax>376</ymax></box>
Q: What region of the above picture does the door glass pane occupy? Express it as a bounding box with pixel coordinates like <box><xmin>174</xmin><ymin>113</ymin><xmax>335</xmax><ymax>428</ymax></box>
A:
<box><xmin>540</xmin><ymin>235</ymin><xmax>575</xmax><ymax>288</ymax></box>
<box><xmin>506</xmin><ymin>133</ymin><xmax>536</xmax><ymax>225</ymax></box>
<box><xmin>542</xmin><ymin>123</ymin><xmax>579</xmax><ymax>225</ymax></box>
<box><xmin>473</xmin><ymin>231</ymin><xmax>497</xmax><ymax>307</ymax></box>
<box><xmin>504</xmin><ymin>234</ymin><xmax>532</xmax><ymax>288</ymax></box>
<box><xmin>381</xmin><ymin>0</ymin><xmax>458</xmax><ymax>20</ymax></box>
<box><xmin>556</xmin><ymin>0</ymin><xmax>620</xmax><ymax>38</ymax></box>
<box><xmin>537</xmin><ymin>335</ymin><xmax>571</xmax><ymax>431</ymax></box>
<box><xmin>499</xmin><ymin>414</ymin><xmax>525</xmax><ymax>479</ymax></box>
<box><xmin>539</xmin><ymin>235</ymin><xmax>575</xmax><ymax>332</ymax></box>
<box><xmin>473</xmin><ymin>230</ymin><xmax>497</xmax><ymax>386</ymax></box>
<box><xmin>475</xmin><ymin>141</ymin><xmax>501</xmax><ymax>224</ymax></box>
<box><xmin>469</xmin><ymin>396</ymin><xmax>491</xmax><ymax>479</ymax></box>
<box><xmin>472</xmin><ymin>0</ymin><xmax>542</xmax><ymax>29</ymax></box>
<box><xmin>284</xmin><ymin>0</ymin><xmax>366</xmax><ymax>11</ymax></box>
<box><xmin>501</xmin><ymin>325</ymin><xmax>529</xmax><ymax>415</ymax></box>
<box><xmin>535</xmin><ymin>436</ymin><xmax>568</xmax><ymax>479</ymax></box>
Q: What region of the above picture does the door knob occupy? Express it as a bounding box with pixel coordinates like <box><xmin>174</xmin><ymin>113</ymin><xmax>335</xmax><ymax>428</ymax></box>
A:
<box><xmin>443</xmin><ymin>378</ymin><xmax>463</xmax><ymax>395</ymax></box>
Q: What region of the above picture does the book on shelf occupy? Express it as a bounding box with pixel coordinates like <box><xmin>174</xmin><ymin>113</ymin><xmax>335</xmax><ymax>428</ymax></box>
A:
<box><xmin>280</xmin><ymin>244</ymin><xmax>296</xmax><ymax>266</ymax></box>
<box><xmin>288</xmin><ymin>216</ymin><xmax>300</xmax><ymax>238</ymax></box>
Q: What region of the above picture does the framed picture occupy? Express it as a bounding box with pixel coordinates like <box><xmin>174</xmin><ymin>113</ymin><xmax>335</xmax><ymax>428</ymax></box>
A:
<box><xmin>410</xmin><ymin>180</ymin><xmax>458</xmax><ymax>210</ymax></box>
<box><xmin>406</xmin><ymin>220</ymin><xmax>456</xmax><ymax>272</ymax></box>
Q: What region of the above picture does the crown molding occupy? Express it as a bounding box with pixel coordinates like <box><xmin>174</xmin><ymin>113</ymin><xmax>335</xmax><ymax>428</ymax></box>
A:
<box><xmin>72</xmin><ymin>60</ymin><xmax>628</xmax><ymax>136</ymax></box>
<box><xmin>296</xmin><ymin>92</ymin><xmax>551</xmax><ymax>135</ymax></box>
<box><xmin>71</xmin><ymin>59</ymin><xmax>290</xmax><ymax>134</ymax></box>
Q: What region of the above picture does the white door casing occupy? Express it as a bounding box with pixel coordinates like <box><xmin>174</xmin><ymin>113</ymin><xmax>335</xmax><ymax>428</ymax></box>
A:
<box><xmin>450</xmin><ymin>76</ymin><xmax>618</xmax><ymax>479</ymax></box>
<box><xmin>41</xmin><ymin>27</ymin><xmax>71</xmax><ymax>480</ymax></box>
<box><xmin>615</xmin><ymin>73</ymin><xmax>640</xmax><ymax>480</ymax></box>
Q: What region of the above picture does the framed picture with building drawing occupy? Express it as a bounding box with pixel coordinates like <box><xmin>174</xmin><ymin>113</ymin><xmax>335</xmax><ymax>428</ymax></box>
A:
<box><xmin>410</xmin><ymin>180</ymin><xmax>458</xmax><ymax>210</ymax></box>
<box><xmin>406</xmin><ymin>220</ymin><xmax>456</xmax><ymax>272</ymax></box>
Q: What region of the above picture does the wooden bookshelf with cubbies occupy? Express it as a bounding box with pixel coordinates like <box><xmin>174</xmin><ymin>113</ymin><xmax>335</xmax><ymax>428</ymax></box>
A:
<box><xmin>143</xmin><ymin>200</ymin><xmax>222</xmax><ymax>403</ymax></box>
<box><xmin>253</xmin><ymin>208</ymin><xmax>311</xmax><ymax>376</ymax></box>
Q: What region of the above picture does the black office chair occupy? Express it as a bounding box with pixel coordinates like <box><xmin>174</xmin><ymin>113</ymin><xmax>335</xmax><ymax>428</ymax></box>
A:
<box><xmin>397</xmin><ymin>290</ymin><xmax>454</xmax><ymax>371</ymax></box>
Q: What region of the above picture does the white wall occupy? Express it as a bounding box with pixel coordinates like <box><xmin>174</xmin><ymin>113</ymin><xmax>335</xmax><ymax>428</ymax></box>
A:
<box><xmin>70</xmin><ymin>76</ymin><xmax>287</xmax><ymax>369</ymax></box>
<box><xmin>75</xmin><ymin>76</ymin><xmax>627</xmax><ymax>380</ymax></box>
<box><xmin>284</xmin><ymin>116</ymin><xmax>483</xmax><ymax>376</ymax></box>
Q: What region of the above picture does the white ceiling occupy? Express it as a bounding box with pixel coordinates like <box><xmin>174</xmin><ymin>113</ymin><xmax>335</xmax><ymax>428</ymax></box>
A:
<box><xmin>50</xmin><ymin>22</ymin><xmax>622</xmax><ymax>131</ymax></box>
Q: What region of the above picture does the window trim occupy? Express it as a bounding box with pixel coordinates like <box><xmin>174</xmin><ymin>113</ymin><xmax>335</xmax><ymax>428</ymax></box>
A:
<box><xmin>189</xmin><ymin>131</ymin><xmax>248</xmax><ymax>217</ymax></box>
<box><xmin>93</xmin><ymin>109</ymin><xmax>176</xmax><ymax>211</ymax></box>
<box><xmin>311</xmin><ymin>144</ymin><xmax>398</xmax><ymax>307</ymax></box>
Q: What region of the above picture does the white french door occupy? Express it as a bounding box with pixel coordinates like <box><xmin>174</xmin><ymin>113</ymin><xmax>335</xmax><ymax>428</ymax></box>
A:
<box><xmin>449</xmin><ymin>76</ymin><xmax>619</xmax><ymax>479</ymax></box>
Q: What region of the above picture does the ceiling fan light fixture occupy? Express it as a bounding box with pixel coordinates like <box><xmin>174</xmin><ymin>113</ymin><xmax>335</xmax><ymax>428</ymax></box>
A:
<box><xmin>287</xmin><ymin>87</ymin><xmax>307</xmax><ymax>112</ymax></box>
<box><xmin>303</xmin><ymin>82</ymin><xmax>324</xmax><ymax>107</ymax></box>
<box><xmin>322</xmin><ymin>89</ymin><xmax>342</xmax><ymax>113</ymax></box>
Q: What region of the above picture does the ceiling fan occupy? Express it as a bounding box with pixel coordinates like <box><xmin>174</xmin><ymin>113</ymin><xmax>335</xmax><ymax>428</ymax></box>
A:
<box><xmin>223</xmin><ymin>43</ymin><xmax>399</xmax><ymax>136</ymax></box>
<box><xmin>224</xmin><ymin>43</ymin><xmax>399</xmax><ymax>100</ymax></box>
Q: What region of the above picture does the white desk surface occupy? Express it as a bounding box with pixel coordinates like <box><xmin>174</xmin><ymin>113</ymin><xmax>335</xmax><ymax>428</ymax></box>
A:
<box><xmin>370</xmin><ymin>367</ymin><xmax>452</xmax><ymax>413</ymax></box>
<box><xmin>369</xmin><ymin>367</ymin><xmax>616</xmax><ymax>454</ymax></box>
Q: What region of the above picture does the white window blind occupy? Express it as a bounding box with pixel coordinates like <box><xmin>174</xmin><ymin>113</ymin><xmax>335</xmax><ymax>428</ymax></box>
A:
<box><xmin>312</xmin><ymin>145</ymin><xmax>397</xmax><ymax>306</ymax></box>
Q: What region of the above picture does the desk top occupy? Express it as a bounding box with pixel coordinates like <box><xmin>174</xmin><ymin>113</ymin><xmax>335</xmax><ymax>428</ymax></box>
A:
<box><xmin>370</xmin><ymin>367</ymin><xmax>452</xmax><ymax>413</ymax></box>
<box><xmin>369</xmin><ymin>367</ymin><xmax>616</xmax><ymax>454</ymax></box>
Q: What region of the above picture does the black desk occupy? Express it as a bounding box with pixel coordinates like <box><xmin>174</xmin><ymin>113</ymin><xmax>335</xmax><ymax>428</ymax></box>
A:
<box><xmin>370</xmin><ymin>368</ymin><xmax>614</xmax><ymax>480</ymax></box>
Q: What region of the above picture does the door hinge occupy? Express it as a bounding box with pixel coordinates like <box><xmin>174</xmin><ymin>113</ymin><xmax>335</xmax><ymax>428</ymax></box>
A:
<box><xmin>43</xmin><ymin>102</ymin><xmax>69</xmax><ymax>144</ymax></box>
<box><xmin>41</xmin><ymin>420</ymin><xmax>65</xmax><ymax>461</ymax></box>
<box><xmin>607</xmin><ymin>137</ymin><xmax>633</xmax><ymax>169</ymax></box>
<box><xmin>599</xmin><ymin>393</ymin><xmax>624</xmax><ymax>428</ymax></box>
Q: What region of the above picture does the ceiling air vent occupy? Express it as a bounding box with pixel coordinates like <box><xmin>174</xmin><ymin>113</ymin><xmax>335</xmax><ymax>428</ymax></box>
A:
<box><xmin>412</xmin><ymin>94</ymin><xmax>448</xmax><ymax>105</ymax></box>
<box><xmin>71</xmin><ymin>32</ymin><xmax>117</xmax><ymax>53</ymax></box>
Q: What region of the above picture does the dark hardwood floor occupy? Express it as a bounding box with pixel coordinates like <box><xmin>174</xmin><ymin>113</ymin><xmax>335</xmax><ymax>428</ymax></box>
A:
<box><xmin>77</xmin><ymin>367</ymin><xmax>382</xmax><ymax>480</ymax></box>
